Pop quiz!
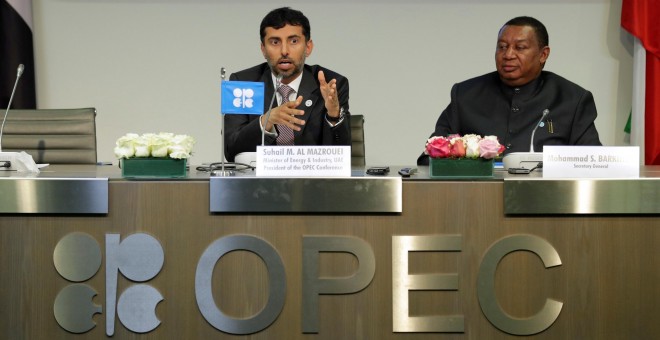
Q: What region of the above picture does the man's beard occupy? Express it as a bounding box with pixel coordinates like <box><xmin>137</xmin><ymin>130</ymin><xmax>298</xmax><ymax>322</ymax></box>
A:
<box><xmin>268</xmin><ymin>55</ymin><xmax>306</xmax><ymax>79</ymax></box>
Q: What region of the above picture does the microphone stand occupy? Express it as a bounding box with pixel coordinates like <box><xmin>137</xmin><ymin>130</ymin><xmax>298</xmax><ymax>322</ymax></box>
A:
<box><xmin>214</xmin><ymin>70</ymin><xmax>279</xmax><ymax>175</ymax></box>
<box><xmin>215</xmin><ymin>67</ymin><xmax>234</xmax><ymax>176</ymax></box>
<box><xmin>0</xmin><ymin>64</ymin><xmax>39</xmax><ymax>172</ymax></box>
<box><xmin>529</xmin><ymin>109</ymin><xmax>550</xmax><ymax>152</ymax></box>
<box><xmin>262</xmin><ymin>75</ymin><xmax>282</xmax><ymax>146</ymax></box>
<box><xmin>0</xmin><ymin>64</ymin><xmax>24</xmax><ymax>152</ymax></box>
<box><xmin>502</xmin><ymin>109</ymin><xmax>550</xmax><ymax>171</ymax></box>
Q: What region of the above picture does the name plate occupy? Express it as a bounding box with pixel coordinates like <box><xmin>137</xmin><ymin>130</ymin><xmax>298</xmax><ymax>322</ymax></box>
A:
<box><xmin>543</xmin><ymin>146</ymin><xmax>639</xmax><ymax>178</ymax></box>
<box><xmin>256</xmin><ymin>145</ymin><xmax>351</xmax><ymax>177</ymax></box>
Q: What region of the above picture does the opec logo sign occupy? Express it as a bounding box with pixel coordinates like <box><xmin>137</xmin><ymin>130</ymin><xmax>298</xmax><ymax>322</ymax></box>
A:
<box><xmin>53</xmin><ymin>233</ymin><xmax>164</xmax><ymax>335</ymax></box>
<box><xmin>52</xmin><ymin>232</ymin><xmax>563</xmax><ymax>336</ymax></box>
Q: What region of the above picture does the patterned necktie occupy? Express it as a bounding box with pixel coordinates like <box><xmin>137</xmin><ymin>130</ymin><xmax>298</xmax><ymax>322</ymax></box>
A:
<box><xmin>276</xmin><ymin>84</ymin><xmax>295</xmax><ymax>145</ymax></box>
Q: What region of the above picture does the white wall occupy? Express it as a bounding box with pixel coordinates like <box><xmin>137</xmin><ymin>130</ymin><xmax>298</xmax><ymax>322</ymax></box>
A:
<box><xmin>32</xmin><ymin>0</ymin><xmax>634</xmax><ymax>166</ymax></box>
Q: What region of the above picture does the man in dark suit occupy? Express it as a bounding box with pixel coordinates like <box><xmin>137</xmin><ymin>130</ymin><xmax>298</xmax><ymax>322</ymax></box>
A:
<box><xmin>225</xmin><ymin>7</ymin><xmax>350</xmax><ymax>162</ymax></box>
<box><xmin>418</xmin><ymin>16</ymin><xmax>601</xmax><ymax>165</ymax></box>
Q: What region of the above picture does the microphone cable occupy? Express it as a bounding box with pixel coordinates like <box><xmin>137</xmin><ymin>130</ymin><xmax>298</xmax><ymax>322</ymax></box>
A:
<box><xmin>195</xmin><ymin>162</ymin><xmax>255</xmax><ymax>173</ymax></box>
<box><xmin>507</xmin><ymin>161</ymin><xmax>543</xmax><ymax>175</ymax></box>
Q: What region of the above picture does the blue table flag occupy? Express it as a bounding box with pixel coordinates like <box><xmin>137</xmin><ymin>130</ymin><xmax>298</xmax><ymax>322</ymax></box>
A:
<box><xmin>221</xmin><ymin>81</ymin><xmax>265</xmax><ymax>115</ymax></box>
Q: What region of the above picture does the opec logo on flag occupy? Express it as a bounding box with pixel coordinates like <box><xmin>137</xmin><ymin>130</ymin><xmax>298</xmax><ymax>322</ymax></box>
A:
<box><xmin>221</xmin><ymin>81</ymin><xmax>265</xmax><ymax>115</ymax></box>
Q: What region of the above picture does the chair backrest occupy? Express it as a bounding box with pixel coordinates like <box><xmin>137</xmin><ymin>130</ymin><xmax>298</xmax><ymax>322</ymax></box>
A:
<box><xmin>1</xmin><ymin>108</ymin><xmax>97</xmax><ymax>164</ymax></box>
<box><xmin>350</xmin><ymin>114</ymin><xmax>365</xmax><ymax>166</ymax></box>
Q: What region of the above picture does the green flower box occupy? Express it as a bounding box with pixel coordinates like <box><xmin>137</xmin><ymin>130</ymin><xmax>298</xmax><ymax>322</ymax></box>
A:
<box><xmin>120</xmin><ymin>158</ymin><xmax>187</xmax><ymax>178</ymax></box>
<box><xmin>429</xmin><ymin>158</ymin><xmax>494</xmax><ymax>178</ymax></box>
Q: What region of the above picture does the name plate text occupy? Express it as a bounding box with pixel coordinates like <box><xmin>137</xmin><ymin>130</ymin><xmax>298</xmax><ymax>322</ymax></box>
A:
<box><xmin>256</xmin><ymin>145</ymin><xmax>351</xmax><ymax>177</ymax></box>
<box><xmin>543</xmin><ymin>146</ymin><xmax>639</xmax><ymax>178</ymax></box>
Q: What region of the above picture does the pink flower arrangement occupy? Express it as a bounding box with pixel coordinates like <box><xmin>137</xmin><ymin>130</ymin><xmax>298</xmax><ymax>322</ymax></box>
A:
<box><xmin>424</xmin><ymin>134</ymin><xmax>505</xmax><ymax>159</ymax></box>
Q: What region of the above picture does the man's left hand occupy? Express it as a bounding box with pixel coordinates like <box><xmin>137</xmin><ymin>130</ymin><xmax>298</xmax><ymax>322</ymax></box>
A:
<box><xmin>318</xmin><ymin>70</ymin><xmax>340</xmax><ymax>118</ymax></box>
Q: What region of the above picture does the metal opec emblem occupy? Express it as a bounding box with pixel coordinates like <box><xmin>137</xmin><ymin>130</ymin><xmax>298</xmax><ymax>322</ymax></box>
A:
<box><xmin>53</xmin><ymin>232</ymin><xmax>164</xmax><ymax>335</ymax></box>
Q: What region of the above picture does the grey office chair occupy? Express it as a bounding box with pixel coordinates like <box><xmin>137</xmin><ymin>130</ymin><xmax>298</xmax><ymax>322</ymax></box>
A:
<box><xmin>350</xmin><ymin>114</ymin><xmax>365</xmax><ymax>166</ymax></box>
<box><xmin>1</xmin><ymin>108</ymin><xmax>97</xmax><ymax>164</ymax></box>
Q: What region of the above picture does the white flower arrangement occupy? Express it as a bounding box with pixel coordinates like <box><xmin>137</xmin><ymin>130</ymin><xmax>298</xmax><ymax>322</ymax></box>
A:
<box><xmin>114</xmin><ymin>133</ymin><xmax>195</xmax><ymax>159</ymax></box>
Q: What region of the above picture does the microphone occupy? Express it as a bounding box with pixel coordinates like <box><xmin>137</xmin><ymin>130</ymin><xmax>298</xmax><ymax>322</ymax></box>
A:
<box><xmin>0</xmin><ymin>64</ymin><xmax>39</xmax><ymax>172</ymax></box>
<box><xmin>0</xmin><ymin>64</ymin><xmax>25</xmax><ymax>152</ymax></box>
<box><xmin>502</xmin><ymin>108</ymin><xmax>550</xmax><ymax>171</ymax></box>
<box><xmin>529</xmin><ymin>109</ymin><xmax>550</xmax><ymax>152</ymax></box>
<box><xmin>261</xmin><ymin>74</ymin><xmax>283</xmax><ymax>146</ymax></box>
<box><xmin>233</xmin><ymin>74</ymin><xmax>282</xmax><ymax>169</ymax></box>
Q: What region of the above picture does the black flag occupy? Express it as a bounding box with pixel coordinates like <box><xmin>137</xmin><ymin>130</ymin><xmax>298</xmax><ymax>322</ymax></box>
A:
<box><xmin>1</xmin><ymin>0</ymin><xmax>36</xmax><ymax>109</ymax></box>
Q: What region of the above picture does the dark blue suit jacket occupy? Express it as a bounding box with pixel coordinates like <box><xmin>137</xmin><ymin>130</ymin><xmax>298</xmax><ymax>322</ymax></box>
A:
<box><xmin>224</xmin><ymin>63</ymin><xmax>351</xmax><ymax>162</ymax></box>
